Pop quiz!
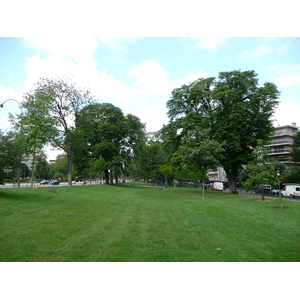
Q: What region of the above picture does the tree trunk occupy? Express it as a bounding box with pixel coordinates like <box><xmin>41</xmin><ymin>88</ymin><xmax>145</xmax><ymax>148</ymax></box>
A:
<box><xmin>31</xmin><ymin>151</ymin><xmax>36</xmax><ymax>188</ymax></box>
<box><xmin>110</xmin><ymin>170</ymin><xmax>113</xmax><ymax>184</ymax></box>
<box><xmin>202</xmin><ymin>175</ymin><xmax>205</xmax><ymax>200</ymax></box>
<box><xmin>104</xmin><ymin>169</ymin><xmax>109</xmax><ymax>184</ymax></box>
<box><xmin>67</xmin><ymin>153</ymin><xmax>73</xmax><ymax>187</ymax></box>
<box><xmin>17</xmin><ymin>167</ymin><xmax>21</xmax><ymax>187</ymax></box>
<box><xmin>225</xmin><ymin>169</ymin><xmax>238</xmax><ymax>193</ymax></box>
<box><xmin>261</xmin><ymin>189</ymin><xmax>265</xmax><ymax>201</ymax></box>
<box><xmin>115</xmin><ymin>173</ymin><xmax>119</xmax><ymax>184</ymax></box>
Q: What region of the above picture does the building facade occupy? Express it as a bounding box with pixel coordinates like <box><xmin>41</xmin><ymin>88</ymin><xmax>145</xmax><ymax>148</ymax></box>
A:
<box><xmin>267</xmin><ymin>123</ymin><xmax>299</xmax><ymax>170</ymax></box>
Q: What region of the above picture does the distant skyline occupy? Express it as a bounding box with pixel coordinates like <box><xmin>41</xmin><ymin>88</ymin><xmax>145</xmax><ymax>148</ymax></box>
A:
<box><xmin>1</xmin><ymin>37</ymin><xmax>300</xmax><ymax>159</ymax></box>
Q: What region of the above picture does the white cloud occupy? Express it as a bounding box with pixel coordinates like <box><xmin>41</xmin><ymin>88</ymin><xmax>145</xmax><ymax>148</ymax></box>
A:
<box><xmin>239</xmin><ymin>44</ymin><xmax>273</xmax><ymax>59</ymax></box>
<box><xmin>195</xmin><ymin>37</ymin><xmax>227</xmax><ymax>51</ymax></box>
<box><xmin>274</xmin><ymin>73</ymin><xmax>300</xmax><ymax>87</ymax></box>
<box><xmin>181</xmin><ymin>71</ymin><xmax>210</xmax><ymax>84</ymax></box>
<box><xmin>127</xmin><ymin>60</ymin><xmax>170</xmax><ymax>89</ymax></box>
<box><xmin>273</xmin><ymin>98</ymin><xmax>300</xmax><ymax>127</ymax></box>
<box><xmin>182</xmin><ymin>38</ymin><xmax>228</xmax><ymax>52</ymax></box>
<box><xmin>239</xmin><ymin>38</ymin><xmax>300</xmax><ymax>60</ymax></box>
<box><xmin>23</xmin><ymin>37</ymin><xmax>99</xmax><ymax>64</ymax></box>
<box><xmin>127</xmin><ymin>60</ymin><xmax>174</xmax><ymax>107</ymax></box>
<box><xmin>265</xmin><ymin>37</ymin><xmax>300</xmax><ymax>54</ymax></box>
<box><xmin>268</xmin><ymin>63</ymin><xmax>300</xmax><ymax>87</ymax></box>
<box><xmin>134</xmin><ymin>104</ymin><xmax>168</xmax><ymax>132</ymax></box>
<box><xmin>24</xmin><ymin>54</ymin><xmax>79</xmax><ymax>88</ymax></box>
<box><xmin>97</xmin><ymin>37</ymin><xmax>139</xmax><ymax>52</ymax></box>
<box><xmin>268</xmin><ymin>63</ymin><xmax>300</xmax><ymax>75</ymax></box>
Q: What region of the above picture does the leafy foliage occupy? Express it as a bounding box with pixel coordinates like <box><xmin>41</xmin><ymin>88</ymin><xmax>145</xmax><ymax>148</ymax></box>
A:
<box><xmin>74</xmin><ymin>103</ymin><xmax>146</xmax><ymax>184</ymax></box>
<box><xmin>180</xmin><ymin>129</ymin><xmax>224</xmax><ymax>198</ymax></box>
<box><xmin>0</xmin><ymin>130</ymin><xmax>24</xmax><ymax>184</ymax></box>
<box><xmin>165</xmin><ymin>70</ymin><xmax>280</xmax><ymax>192</ymax></box>
<box><xmin>243</xmin><ymin>141</ymin><xmax>280</xmax><ymax>200</ymax></box>
<box><xmin>291</xmin><ymin>132</ymin><xmax>300</xmax><ymax>165</ymax></box>
<box><xmin>31</xmin><ymin>77</ymin><xmax>94</xmax><ymax>186</ymax></box>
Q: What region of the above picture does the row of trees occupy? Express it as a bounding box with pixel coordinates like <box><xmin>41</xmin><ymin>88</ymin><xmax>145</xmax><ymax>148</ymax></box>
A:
<box><xmin>1</xmin><ymin>70</ymin><xmax>299</xmax><ymax>192</ymax></box>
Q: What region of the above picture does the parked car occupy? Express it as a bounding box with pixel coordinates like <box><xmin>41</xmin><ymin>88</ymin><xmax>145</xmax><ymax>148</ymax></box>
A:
<box><xmin>72</xmin><ymin>181</ymin><xmax>76</xmax><ymax>184</ymax></box>
<box><xmin>255</xmin><ymin>185</ymin><xmax>271</xmax><ymax>194</ymax></box>
<box><xmin>40</xmin><ymin>180</ymin><xmax>49</xmax><ymax>185</ymax></box>
<box><xmin>268</xmin><ymin>189</ymin><xmax>281</xmax><ymax>196</ymax></box>
<box><xmin>49</xmin><ymin>180</ymin><xmax>60</xmax><ymax>185</ymax></box>
<box><xmin>281</xmin><ymin>185</ymin><xmax>300</xmax><ymax>198</ymax></box>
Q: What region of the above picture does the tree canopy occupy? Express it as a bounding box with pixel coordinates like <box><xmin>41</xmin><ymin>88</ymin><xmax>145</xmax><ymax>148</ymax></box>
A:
<box><xmin>24</xmin><ymin>77</ymin><xmax>94</xmax><ymax>187</ymax></box>
<box><xmin>166</xmin><ymin>70</ymin><xmax>280</xmax><ymax>192</ymax></box>
<box><xmin>74</xmin><ymin>103</ymin><xmax>146</xmax><ymax>184</ymax></box>
<box><xmin>180</xmin><ymin>128</ymin><xmax>224</xmax><ymax>199</ymax></box>
<box><xmin>243</xmin><ymin>141</ymin><xmax>280</xmax><ymax>201</ymax></box>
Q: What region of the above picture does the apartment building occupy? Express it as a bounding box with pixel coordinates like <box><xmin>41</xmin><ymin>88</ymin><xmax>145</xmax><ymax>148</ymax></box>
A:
<box><xmin>207</xmin><ymin>167</ymin><xmax>227</xmax><ymax>182</ymax></box>
<box><xmin>267</xmin><ymin>123</ymin><xmax>299</xmax><ymax>170</ymax></box>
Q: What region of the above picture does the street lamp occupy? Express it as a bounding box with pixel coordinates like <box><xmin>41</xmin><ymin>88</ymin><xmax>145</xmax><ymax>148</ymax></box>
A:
<box><xmin>0</xmin><ymin>99</ymin><xmax>23</xmax><ymax>113</ymax></box>
<box><xmin>277</xmin><ymin>171</ymin><xmax>281</xmax><ymax>199</ymax></box>
<box><xmin>1</xmin><ymin>99</ymin><xmax>23</xmax><ymax>187</ymax></box>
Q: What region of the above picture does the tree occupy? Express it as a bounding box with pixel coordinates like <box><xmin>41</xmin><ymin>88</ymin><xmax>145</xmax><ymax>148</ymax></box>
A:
<box><xmin>137</xmin><ymin>140</ymin><xmax>167</xmax><ymax>184</ymax></box>
<box><xmin>10</xmin><ymin>93</ymin><xmax>56</xmax><ymax>187</ymax></box>
<box><xmin>243</xmin><ymin>141</ymin><xmax>280</xmax><ymax>201</ymax></box>
<box><xmin>180</xmin><ymin>129</ymin><xmax>224</xmax><ymax>199</ymax></box>
<box><xmin>32</xmin><ymin>78</ymin><xmax>94</xmax><ymax>187</ymax></box>
<box><xmin>291</xmin><ymin>132</ymin><xmax>300</xmax><ymax>166</ymax></box>
<box><xmin>0</xmin><ymin>130</ymin><xmax>24</xmax><ymax>184</ymax></box>
<box><xmin>166</xmin><ymin>70</ymin><xmax>280</xmax><ymax>193</ymax></box>
<box><xmin>74</xmin><ymin>103</ymin><xmax>145</xmax><ymax>184</ymax></box>
<box><xmin>51</xmin><ymin>154</ymin><xmax>69</xmax><ymax>181</ymax></box>
<box><xmin>35</xmin><ymin>152</ymin><xmax>53</xmax><ymax>180</ymax></box>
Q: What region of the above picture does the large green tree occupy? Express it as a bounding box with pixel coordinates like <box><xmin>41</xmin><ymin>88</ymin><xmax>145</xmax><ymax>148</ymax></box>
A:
<box><xmin>166</xmin><ymin>70</ymin><xmax>280</xmax><ymax>193</ymax></box>
<box><xmin>74</xmin><ymin>103</ymin><xmax>145</xmax><ymax>184</ymax></box>
<box><xmin>28</xmin><ymin>78</ymin><xmax>94</xmax><ymax>187</ymax></box>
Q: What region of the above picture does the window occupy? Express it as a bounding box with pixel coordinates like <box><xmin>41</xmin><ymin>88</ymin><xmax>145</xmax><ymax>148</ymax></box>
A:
<box><xmin>275</xmin><ymin>146</ymin><xmax>285</xmax><ymax>153</ymax></box>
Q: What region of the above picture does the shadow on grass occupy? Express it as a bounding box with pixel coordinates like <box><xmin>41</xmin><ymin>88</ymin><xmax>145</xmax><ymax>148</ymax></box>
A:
<box><xmin>0</xmin><ymin>188</ymin><xmax>57</xmax><ymax>202</ymax></box>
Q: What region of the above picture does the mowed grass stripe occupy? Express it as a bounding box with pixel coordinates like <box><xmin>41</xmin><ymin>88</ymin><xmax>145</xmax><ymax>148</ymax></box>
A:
<box><xmin>0</xmin><ymin>184</ymin><xmax>299</xmax><ymax>261</ymax></box>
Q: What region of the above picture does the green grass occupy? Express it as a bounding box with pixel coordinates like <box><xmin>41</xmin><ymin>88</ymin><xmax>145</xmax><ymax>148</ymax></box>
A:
<box><xmin>1</xmin><ymin>184</ymin><xmax>299</xmax><ymax>262</ymax></box>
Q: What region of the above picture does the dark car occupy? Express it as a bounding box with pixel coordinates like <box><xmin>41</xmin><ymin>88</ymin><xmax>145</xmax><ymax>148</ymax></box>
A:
<box><xmin>49</xmin><ymin>180</ymin><xmax>60</xmax><ymax>185</ymax></box>
<box><xmin>255</xmin><ymin>186</ymin><xmax>272</xmax><ymax>194</ymax></box>
<box><xmin>40</xmin><ymin>180</ymin><xmax>49</xmax><ymax>185</ymax></box>
<box><xmin>268</xmin><ymin>189</ymin><xmax>281</xmax><ymax>196</ymax></box>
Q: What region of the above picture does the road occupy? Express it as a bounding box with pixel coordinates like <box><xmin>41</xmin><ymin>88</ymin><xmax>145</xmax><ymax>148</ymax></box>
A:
<box><xmin>0</xmin><ymin>182</ymin><xmax>99</xmax><ymax>188</ymax></box>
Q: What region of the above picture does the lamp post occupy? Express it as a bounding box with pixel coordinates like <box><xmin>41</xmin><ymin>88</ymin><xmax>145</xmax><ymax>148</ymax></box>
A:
<box><xmin>1</xmin><ymin>99</ymin><xmax>23</xmax><ymax>187</ymax></box>
<box><xmin>277</xmin><ymin>171</ymin><xmax>281</xmax><ymax>199</ymax></box>
<box><xmin>0</xmin><ymin>98</ymin><xmax>23</xmax><ymax>113</ymax></box>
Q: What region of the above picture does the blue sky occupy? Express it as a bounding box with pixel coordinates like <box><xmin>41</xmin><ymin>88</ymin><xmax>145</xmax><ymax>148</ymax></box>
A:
<box><xmin>1</xmin><ymin>37</ymin><xmax>300</xmax><ymax>160</ymax></box>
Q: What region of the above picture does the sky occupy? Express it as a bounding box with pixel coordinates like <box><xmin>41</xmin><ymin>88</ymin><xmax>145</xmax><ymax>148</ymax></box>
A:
<box><xmin>0</xmin><ymin>37</ymin><xmax>300</xmax><ymax>160</ymax></box>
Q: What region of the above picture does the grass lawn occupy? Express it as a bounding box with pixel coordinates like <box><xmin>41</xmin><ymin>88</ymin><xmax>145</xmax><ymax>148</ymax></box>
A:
<box><xmin>0</xmin><ymin>184</ymin><xmax>299</xmax><ymax>262</ymax></box>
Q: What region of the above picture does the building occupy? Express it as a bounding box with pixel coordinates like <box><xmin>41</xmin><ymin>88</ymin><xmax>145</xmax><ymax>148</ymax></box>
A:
<box><xmin>207</xmin><ymin>167</ymin><xmax>227</xmax><ymax>182</ymax></box>
<box><xmin>267</xmin><ymin>123</ymin><xmax>299</xmax><ymax>170</ymax></box>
